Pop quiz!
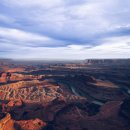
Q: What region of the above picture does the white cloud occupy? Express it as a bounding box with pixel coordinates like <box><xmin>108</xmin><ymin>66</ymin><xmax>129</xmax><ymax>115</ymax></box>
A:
<box><xmin>0</xmin><ymin>27</ymin><xmax>50</xmax><ymax>41</ymax></box>
<box><xmin>0</xmin><ymin>0</ymin><xmax>113</xmax><ymax>39</ymax></box>
<box><xmin>2</xmin><ymin>36</ymin><xmax>130</xmax><ymax>59</ymax></box>
<box><xmin>0</xmin><ymin>27</ymin><xmax>67</xmax><ymax>47</ymax></box>
<box><xmin>0</xmin><ymin>0</ymin><xmax>130</xmax><ymax>59</ymax></box>
<box><xmin>68</xmin><ymin>44</ymin><xmax>91</xmax><ymax>50</ymax></box>
<box><xmin>1</xmin><ymin>0</ymin><xmax>130</xmax><ymax>41</ymax></box>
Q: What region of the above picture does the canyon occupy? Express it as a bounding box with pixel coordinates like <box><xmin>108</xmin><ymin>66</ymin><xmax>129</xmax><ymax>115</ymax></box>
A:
<box><xmin>0</xmin><ymin>59</ymin><xmax>130</xmax><ymax>130</ymax></box>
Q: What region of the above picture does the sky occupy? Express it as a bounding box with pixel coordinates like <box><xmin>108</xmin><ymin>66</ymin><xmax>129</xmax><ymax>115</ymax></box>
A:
<box><xmin>0</xmin><ymin>0</ymin><xmax>130</xmax><ymax>60</ymax></box>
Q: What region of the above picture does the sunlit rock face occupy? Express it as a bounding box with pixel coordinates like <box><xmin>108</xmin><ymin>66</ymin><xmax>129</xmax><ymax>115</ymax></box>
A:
<box><xmin>15</xmin><ymin>119</ymin><xmax>46</xmax><ymax>130</ymax></box>
<box><xmin>0</xmin><ymin>80</ymin><xmax>62</xmax><ymax>104</ymax></box>
<box><xmin>0</xmin><ymin>72</ymin><xmax>41</xmax><ymax>84</ymax></box>
<box><xmin>0</xmin><ymin>113</ymin><xmax>15</xmax><ymax>130</ymax></box>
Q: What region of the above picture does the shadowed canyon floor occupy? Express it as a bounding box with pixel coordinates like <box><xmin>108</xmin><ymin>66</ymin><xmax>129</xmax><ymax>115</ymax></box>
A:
<box><xmin>0</xmin><ymin>59</ymin><xmax>130</xmax><ymax>130</ymax></box>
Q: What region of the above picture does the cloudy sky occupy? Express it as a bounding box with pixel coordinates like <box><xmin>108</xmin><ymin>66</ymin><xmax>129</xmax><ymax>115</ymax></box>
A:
<box><xmin>0</xmin><ymin>0</ymin><xmax>130</xmax><ymax>59</ymax></box>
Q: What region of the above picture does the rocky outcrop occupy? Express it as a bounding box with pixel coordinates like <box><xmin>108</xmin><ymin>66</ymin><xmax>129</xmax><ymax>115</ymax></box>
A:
<box><xmin>15</xmin><ymin>118</ymin><xmax>46</xmax><ymax>130</ymax></box>
<box><xmin>0</xmin><ymin>80</ymin><xmax>62</xmax><ymax>103</ymax></box>
<box><xmin>0</xmin><ymin>113</ymin><xmax>15</xmax><ymax>130</ymax></box>
<box><xmin>0</xmin><ymin>73</ymin><xmax>42</xmax><ymax>83</ymax></box>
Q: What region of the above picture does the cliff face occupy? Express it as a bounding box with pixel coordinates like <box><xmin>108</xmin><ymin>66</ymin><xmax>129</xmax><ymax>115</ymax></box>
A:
<box><xmin>56</xmin><ymin>75</ymin><xmax>125</xmax><ymax>102</ymax></box>
<box><xmin>84</xmin><ymin>59</ymin><xmax>130</xmax><ymax>65</ymax></box>
<box><xmin>0</xmin><ymin>113</ymin><xmax>15</xmax><ymax>130</ymax></box>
